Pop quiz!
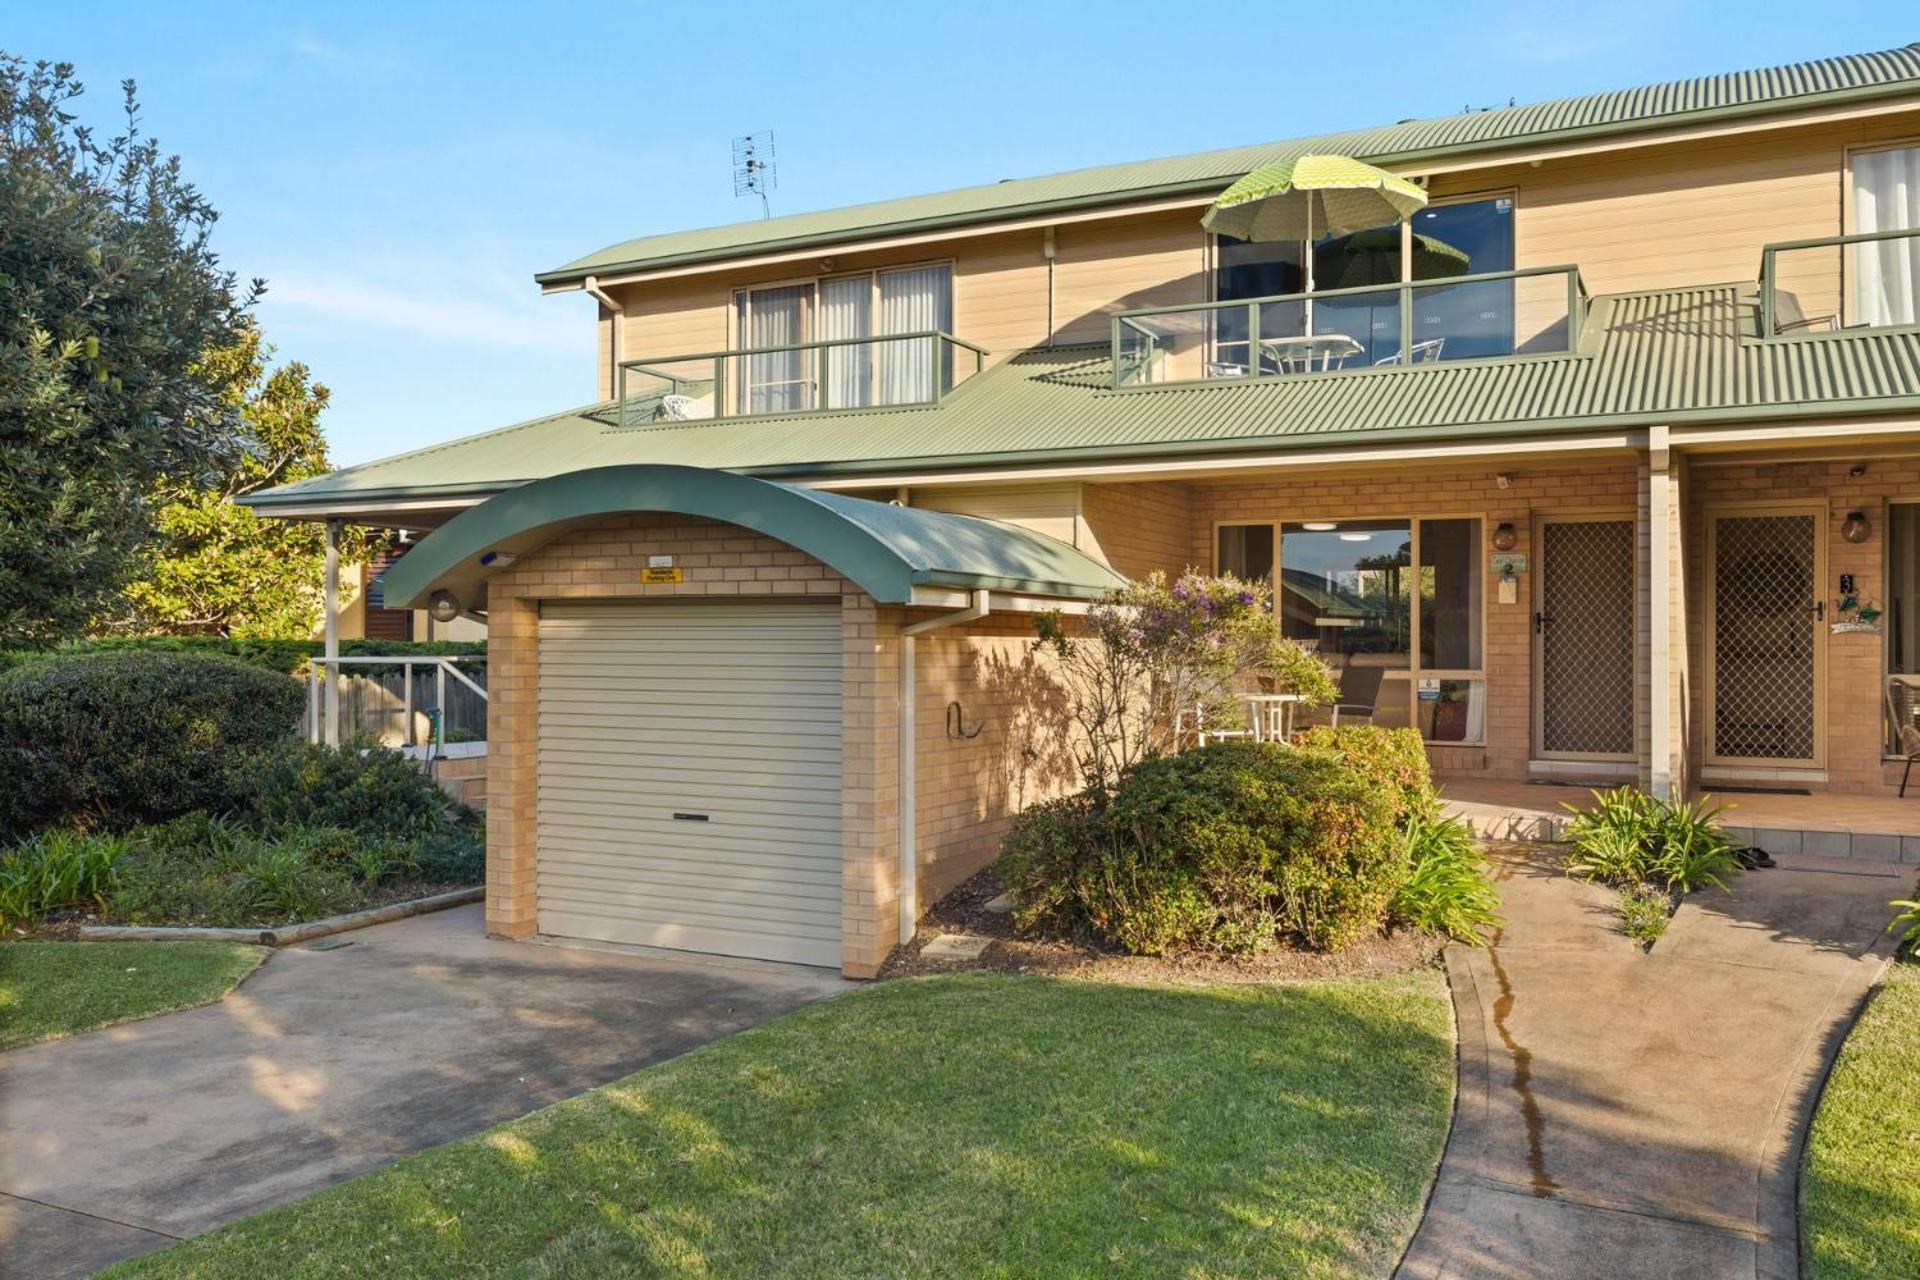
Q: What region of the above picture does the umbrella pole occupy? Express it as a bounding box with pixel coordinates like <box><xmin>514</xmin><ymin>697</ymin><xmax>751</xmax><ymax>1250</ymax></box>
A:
<box><xmin>1303</xmin><ymin>198</ymin><xmax>1315</xmax><ymax>339</ymax></box>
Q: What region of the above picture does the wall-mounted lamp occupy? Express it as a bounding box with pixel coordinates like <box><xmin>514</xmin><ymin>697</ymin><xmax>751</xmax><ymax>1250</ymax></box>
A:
<box><xmin>1842</xmin><ymin>511</ymin><xmax>1872</xmax><ymax>544</ymax></box>
<box><xmin>1849</xmin><ymin>463</ymin><xmax>1869</xmax><ymax>478</ymax></box>
<box><xmin>1491</xmin><ymin>522</ymin><xmax>1518</xmax><ymax>552</ymax></box>
<box><xmin>428</xmin><ymin>590</ymin><xmax>462</xmax><ymax>623</ymax></box>
<box><xmin>1495</xmin><ymin>473</ymin><xmax>1514</xmax><ymax>490</ymax></box>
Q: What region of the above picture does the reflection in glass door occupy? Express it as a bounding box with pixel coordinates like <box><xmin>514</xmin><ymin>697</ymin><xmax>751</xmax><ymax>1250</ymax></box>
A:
<box><xmin>737</xmin><ymin>285</ymin><xmax>811</xmax><ymax>414</ymax></box>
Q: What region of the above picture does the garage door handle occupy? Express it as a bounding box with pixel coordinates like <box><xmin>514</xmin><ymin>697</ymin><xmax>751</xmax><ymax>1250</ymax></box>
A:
<box><xmin>672</xmin><ymin>812</ymin><xmax>709</xmax><ymax>822</ymax></box>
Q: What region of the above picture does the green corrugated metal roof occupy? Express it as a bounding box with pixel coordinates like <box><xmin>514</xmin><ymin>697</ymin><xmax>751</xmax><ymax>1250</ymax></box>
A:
<box><xmin>249</xmin><ymin>285</ymin><xmax>1920</xmax><ymax>513</ymax></box>
<box><xmin>377</xmin><ymin>464</ymin><xmax>1126</xmax><ymax>607</ymax></box>
<box><xmin>541</xmin><ymin>42</ymin><xmax>1920</xmax><ymax>284</ymax></box>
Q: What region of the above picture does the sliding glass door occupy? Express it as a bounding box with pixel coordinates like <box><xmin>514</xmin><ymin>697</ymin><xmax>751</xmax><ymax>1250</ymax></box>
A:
<box><xmin>733</xmin><ymin>264</ymin><xmax>952</xmax><ymax>411</ymax></box>
<box><xmin>1852</xmin><ymin>144</ymin><xmax>1920</xmax><ymax>328</ymax></box>
<box><xmin>737</xmin><ymin>284</ymin><xmax>811</xmax><ymax>414</ymax></box>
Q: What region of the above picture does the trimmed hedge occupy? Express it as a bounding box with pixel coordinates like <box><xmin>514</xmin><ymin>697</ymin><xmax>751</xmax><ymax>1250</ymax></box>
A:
<box><xmin>1000</xmin><ymin>740</ymin><xmax>1410</xmax><ymax>954</ymax></box>
<box><xmin>0</xmin><ymin>652</ymin><xmax>304</xmax><ymax>832</ymax></box>
<box><xmin>1292</xmin><ymin>724</ymin><xmax>1436</xmax><ymax>825</ymax></box>
<box><xmin>0</xmin><ymin>636</ymin><xmax>487</xmax><ymax>678</ymax></box>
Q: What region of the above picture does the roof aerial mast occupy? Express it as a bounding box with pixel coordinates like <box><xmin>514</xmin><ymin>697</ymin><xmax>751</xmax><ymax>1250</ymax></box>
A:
<box><xmin>732</xmin><ymin>131</ymin><xmax>776</xmax><ymax>220</ymax></box>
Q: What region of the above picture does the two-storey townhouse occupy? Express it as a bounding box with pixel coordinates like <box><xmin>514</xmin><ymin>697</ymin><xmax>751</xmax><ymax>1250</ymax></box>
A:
<box><xmin>253</xmin><ymin>42</ymin><xmax>1920</xmax><ymax>976</ymax></box>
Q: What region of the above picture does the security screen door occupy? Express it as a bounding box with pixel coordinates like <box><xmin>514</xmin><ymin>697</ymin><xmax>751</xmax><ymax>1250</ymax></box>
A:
<box><xmin>1537</xmin><ymin>518</ymin><xmax>1636</xmax><ymax>758</ymax></box>
<box><xmin>1707</xmin><ymin>509</ymin><xmax>1824</xmax><ymax>766</ymax></box>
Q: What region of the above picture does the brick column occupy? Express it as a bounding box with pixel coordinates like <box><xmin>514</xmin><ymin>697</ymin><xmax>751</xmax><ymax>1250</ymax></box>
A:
<box><xmin>485</xmin><ymin>595</ymin><xmax>539</xmax><ymax>938</ymax></box>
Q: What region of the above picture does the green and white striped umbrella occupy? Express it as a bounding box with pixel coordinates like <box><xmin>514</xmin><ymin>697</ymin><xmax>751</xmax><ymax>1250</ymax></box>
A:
<box><xmin>1201</xmin><ymin>154</ymin><xmax>1429</xmax><ymax>243</ymax></box>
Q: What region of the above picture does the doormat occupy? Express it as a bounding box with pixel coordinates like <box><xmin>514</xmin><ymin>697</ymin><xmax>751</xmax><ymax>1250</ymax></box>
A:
<box><xmin>1705</xmin><ymin>785</ymin><xmax>1814</xmax><ymax>796</ymax></box>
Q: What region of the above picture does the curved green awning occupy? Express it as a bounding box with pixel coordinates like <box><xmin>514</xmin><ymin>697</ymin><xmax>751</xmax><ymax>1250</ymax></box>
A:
<box><xmin>377</xmin><ymin>463</ymin><xmax>1125</xmax><ymax>611</ymax></box>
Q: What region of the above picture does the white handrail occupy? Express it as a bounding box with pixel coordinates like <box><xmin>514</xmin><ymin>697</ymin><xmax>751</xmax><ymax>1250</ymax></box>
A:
<box><xmin>306</xmin><ymin>656</ymin><xmax>488</xmax><ymax>747</ymax></box>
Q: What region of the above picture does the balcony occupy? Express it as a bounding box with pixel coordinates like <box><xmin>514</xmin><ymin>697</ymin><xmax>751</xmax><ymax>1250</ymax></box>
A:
<box><xmin>1109</xmin><ymin>265</ymin><xmax>1590</xmax><ymax>390</ymax></box>
<box><xmin>1758</xmin><ymin>225</ymin><xmax>1920</xmax><ymax>339</ymax></box>
<box><xmin>616</xmin><ymin>331</ymin><xmax>988</xmax><ymax>426</ymax></box>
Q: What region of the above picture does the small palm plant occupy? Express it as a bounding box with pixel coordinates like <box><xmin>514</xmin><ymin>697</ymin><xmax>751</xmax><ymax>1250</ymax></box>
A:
<box><xmin>1888</xmin><ymin>899</ymin><xmax>1920</xmax><ymax>953</ymax></box>
<box><xmin>1563</xmin><ymin>787</ymin><xmax>1739</xmax><ymax>893</ymax></box>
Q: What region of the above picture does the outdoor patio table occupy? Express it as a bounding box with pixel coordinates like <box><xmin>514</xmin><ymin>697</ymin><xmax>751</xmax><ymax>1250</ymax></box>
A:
<box><xmin>1260</xmin><ymin>334</ymin><xmax>1363</xmax><ymax>373</ymax></box>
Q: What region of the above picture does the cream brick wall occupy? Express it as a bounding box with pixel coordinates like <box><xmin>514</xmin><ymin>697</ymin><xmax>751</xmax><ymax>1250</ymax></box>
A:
<box><xmin>1081</xmin><ymin>480</ymin><xmax>1199</xmax><ymax>580</ymax></box>
<box><xmin>1685</xmin><ymin>456</ymin><xmax>1912</xmax><ymax>795</ymax></box>
<box><xmin>480</xmin><ymin>513</ymin><xmax>1075</xmax><ymax>978</ymax></box>
<box><xmin>1189</xmin><ymin>463</ymin><xmax>1644</xmax><ymax>781</ymax></box>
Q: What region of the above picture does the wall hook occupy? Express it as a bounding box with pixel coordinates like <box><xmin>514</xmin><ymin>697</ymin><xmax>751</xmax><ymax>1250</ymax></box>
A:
<box><xmin>946</xmin><ymin>700</ymin><xmax>984</xmax><ymax>739</ymax></box>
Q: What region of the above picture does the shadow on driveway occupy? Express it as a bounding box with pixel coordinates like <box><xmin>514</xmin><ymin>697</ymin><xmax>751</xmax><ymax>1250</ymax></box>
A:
<box><xmin>0</xmin><ymin>905</ymin><xmax>845</xmax><ymax>1279</ymax></box>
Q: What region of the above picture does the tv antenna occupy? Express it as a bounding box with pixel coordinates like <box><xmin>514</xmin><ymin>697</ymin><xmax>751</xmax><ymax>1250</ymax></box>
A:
<box><xmin>732</xmin><ymin>131</ymin><xmax>776</xmax><ymax>220</ymax></box>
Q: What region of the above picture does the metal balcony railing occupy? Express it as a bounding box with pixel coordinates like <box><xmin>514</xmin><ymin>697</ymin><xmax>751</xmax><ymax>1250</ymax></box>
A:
<box><xmin>616</xmin><ymin>331</ymin><xmax>988</xmax><ymax>426</ymax></box>
<box><xmin>1758</xmin><ymin>225</ymin><xmax>1920</xmax><ymax>339</ymax></box>
<box><xmin>1109</xmin><ymin>264</ymin><xmax>1590</xmax><ymax>390</ymax></box>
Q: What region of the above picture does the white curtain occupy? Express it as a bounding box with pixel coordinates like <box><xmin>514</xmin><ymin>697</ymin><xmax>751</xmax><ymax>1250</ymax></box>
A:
<box><xmin>818</xmin><ymin>277</ymin><xmax>872</xmax><ymax>409</ymax></box>
<box><xmin>741</xmin><ymin>285</ymin><xmax>808</xmax><ymax>414</ymax></box>
<box><xmin>1853</xmin><ymin>146</ymin><xmax>1920</xmax><ymax>327</ymax></box>
<box><xmin>877</xmin><ymin>266</ymin><xmax>952</xmax><ymax>404</ymax></box>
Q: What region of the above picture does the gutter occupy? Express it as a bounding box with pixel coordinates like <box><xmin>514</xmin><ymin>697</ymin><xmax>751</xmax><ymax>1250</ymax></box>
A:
<box><xmin>898</xmin><ymin>590</ymin><xmax>989</xmax><ymax>948</ymax></box>
<box><xmin>582</xmin><ymin>275</ymin><xmax>625</xmax><ymax>397</ymax></box>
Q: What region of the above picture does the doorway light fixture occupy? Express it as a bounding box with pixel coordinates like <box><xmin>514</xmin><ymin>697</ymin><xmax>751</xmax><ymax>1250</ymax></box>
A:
<box><xmin>1339</xmin><ymin>532</ymin><xmax>1372</xmax><ymax>542</ymax></box>
<box><xmin>1842</xmin><ymin>511</ymin><xmax>1871</xmax><ymax>544</ymax></box>
<box><xmin>1491</xmin><ymin>522</ymin><xmax>1518</xmax><ymax>551</ymax></box>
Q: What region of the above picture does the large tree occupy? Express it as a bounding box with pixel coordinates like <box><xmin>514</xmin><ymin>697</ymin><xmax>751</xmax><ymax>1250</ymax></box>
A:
<box><xmin>0</xmin><ymin>57</ymin><xmax>254</xmax><ymax>644</ymax></box>
<box><xmin>119</xmin><ymin>323</ymin><xmax>371</xmax><ymax>637</ymax></box>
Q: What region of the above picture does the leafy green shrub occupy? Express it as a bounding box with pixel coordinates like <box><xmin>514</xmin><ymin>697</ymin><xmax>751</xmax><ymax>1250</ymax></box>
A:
<box><xmin>1000</xmin><ymin>742</ymin><xmax>1405</xmax><ymax>954</ymax></box>
<box><xmin>1563</xmin><ymin>787</ymin><xmax>1740</xmax><ymax>893</ymax></box>
<box><xmin>411</xmin><ymin>826</ymin><xmax>485</xmax><ymax>884</ymax></box>
<box><xmin>1618</xmin><ymin>884</ymin><xmax>1673</xmax><ymax>945</ymax></box>
<box><xmin>0</xmin><ymin>829</ymin><xmax>130</xmax><ymax>928</ymax></box>
<box><xmin>0</xmin><ymin>652</ymin><xmax>303</xmax><ymax>831</ymax></box>
<box><xmin>236</xmin><ymin>839</ymin><xmax>354</xmax><ymax>920</ymax></box>
<box><xmin>229</xmin><ymin>739</ymin><xmax>470</xmax><ymax>839</ymax></box>
<box><xmin>1390</xmin><ymin>811</ymin><xmax>1500</xmax><ymax>944</ymax></box>
<box><xmin>1291</xmin><ymin>725</ymin><xmax>1437</xmax><ymax>824</ymax></box>
<box><xmin>1888</xmin><ymin>899</ymin><xmax>1920</xmax><ymax>953</ymax></box>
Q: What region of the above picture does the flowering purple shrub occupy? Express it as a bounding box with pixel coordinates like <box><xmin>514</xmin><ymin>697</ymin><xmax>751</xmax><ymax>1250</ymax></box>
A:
<box><xmin>1033</xmin><ymin>571</ymin><xmax>1336</xmax><ymax>792</ymax></box>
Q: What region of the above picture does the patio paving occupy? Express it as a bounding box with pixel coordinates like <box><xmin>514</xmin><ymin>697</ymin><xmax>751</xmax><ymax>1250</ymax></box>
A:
<box><xmin>1442</xmin><ymin>777</ymin><xmax>1920</xmax><ymax>857</ymax></box>
<box><xmin>1395</xmin><ymin>846</ymin><xmax>1909</xmax><ymax>1280</ymax></box>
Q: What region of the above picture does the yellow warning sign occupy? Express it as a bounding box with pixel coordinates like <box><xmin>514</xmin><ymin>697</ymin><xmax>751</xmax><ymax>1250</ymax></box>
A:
<box><xmin>640</xmin><ymin>567</ymin><xmax>685</xmax><ymax>584</ymax></box>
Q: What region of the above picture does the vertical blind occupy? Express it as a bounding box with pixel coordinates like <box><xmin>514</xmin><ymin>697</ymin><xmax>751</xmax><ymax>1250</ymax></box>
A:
<box><xmin>1853</xmin><ymin>145</ymin><xmax>1920</xmax><ymax>327</ymax></box>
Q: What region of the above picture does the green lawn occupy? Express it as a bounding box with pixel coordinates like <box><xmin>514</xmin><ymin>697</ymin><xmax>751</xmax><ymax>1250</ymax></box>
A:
<box><xmin>1803</xmin><ymin>961</ymin><xmax>1920</xmax><ymax>1280</ymax></box>
<box><xmin>0</xmin><ymin>940</ymin><xmax>266</xmax><ymax>1051</ymax></box>
<box><xmin>106</xmin><ymin>971</ymin><xmax>1452</xmax><ymax>1280</ymax></box>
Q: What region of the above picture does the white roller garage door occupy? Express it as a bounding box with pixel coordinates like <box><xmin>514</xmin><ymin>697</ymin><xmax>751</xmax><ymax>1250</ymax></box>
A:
<box><xmin>536</xmin><ymin>599</ymin><xmax>843</xmax><ymax>967</ymax></box>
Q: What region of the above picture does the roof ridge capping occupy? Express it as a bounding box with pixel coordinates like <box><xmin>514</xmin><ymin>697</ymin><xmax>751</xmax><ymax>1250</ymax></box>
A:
<box><xmin>539</xmin><ymin>40</ymin><xmax>1920</xmax><ymax>285</ymax></box>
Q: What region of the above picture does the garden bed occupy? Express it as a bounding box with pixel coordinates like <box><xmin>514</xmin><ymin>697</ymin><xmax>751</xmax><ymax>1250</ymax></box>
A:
<box><xmin>883</xmin><ymin>868</ymin><xmax>1443</xmax><ymax>983</ymax></box>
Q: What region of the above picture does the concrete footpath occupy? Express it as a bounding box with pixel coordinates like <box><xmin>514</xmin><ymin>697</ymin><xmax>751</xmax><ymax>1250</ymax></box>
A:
<box><xmin>0</xmin><ymin>905</ymin><xmax>844</xmax><ymax>1279</ymax></box>
<box><xmin>1397</xmin><ymin>848</ymin><xmax>1907</xmax><ymax>1280</ymax></box>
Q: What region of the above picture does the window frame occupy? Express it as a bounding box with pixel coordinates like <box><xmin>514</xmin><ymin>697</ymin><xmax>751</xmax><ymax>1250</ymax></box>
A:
<box><xmin>1216</xmin><ymin>512</ymin><xmax>1488</xmax><ymax>745</ymax></box>
<box><xmin>1841</xmin><ymin>138</ymin><xmax>1920</xmax><ymax>330</ymax></box>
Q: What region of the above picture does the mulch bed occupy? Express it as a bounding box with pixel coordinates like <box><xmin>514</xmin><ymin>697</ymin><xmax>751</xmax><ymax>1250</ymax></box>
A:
<box><xmin>18</xmin><ymin>879</ymin><xmax>478</xmax><ymax>942</ymax></box>
<box><xmin>879</xmin><ymin>867</ymin><xmax>1443</xmax><ymax>984</ymax></box>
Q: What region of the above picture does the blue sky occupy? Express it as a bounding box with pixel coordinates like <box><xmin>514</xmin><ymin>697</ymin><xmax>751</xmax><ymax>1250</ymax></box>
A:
<box><xmin>9</xmin><ymin>2</ymin><xmax>1912</xmax><ymax>466</ymax></box>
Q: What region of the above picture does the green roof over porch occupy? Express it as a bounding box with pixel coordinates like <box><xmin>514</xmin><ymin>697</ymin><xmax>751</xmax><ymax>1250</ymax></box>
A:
<box><xmin>376</xmin><ymin>464</ymin><xmax>1127</xmax><ymax>610</ymax></box>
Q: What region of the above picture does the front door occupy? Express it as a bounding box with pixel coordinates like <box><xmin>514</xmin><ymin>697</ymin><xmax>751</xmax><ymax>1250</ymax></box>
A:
<box><xmin>1536</xmin><ymin>517</ymin><xmax>1637</xmax><ymax>759</ymax></box>
<box><xmin>1707</xmin><ymin>507</ymin><xmax>1825</xmax><ymax>767</ymax></box>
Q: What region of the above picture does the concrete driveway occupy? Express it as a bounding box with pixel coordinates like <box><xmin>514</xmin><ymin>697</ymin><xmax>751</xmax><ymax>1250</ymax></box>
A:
<box><xmin>0</xmin><ymin>905</ymin><xmax>845</xmax><ymax>1279</ymax></box>
<box><xmin>1397</xmin><ymin>848</ymin><xmax>1909</xmax><ymax>1280</ymax></box>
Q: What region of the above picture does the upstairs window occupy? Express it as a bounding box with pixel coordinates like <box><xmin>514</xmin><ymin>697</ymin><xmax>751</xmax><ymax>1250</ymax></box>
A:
<box><xmin>733</xmin><ymin>263</ymin><xmax>953</xmax><ymax>413</ymax></box>
<box><xmin>1852</xmin><ymin>144</ymin><xmax>1920</xmax><ymax>328</ymax></box>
